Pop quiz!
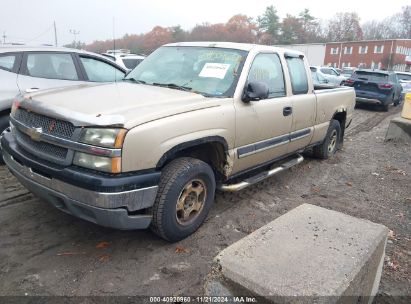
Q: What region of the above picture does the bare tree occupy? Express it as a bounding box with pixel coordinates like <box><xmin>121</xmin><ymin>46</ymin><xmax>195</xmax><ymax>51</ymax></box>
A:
<box><xmin>326</xmin><ymin>12</ymin><xmax>363</xmax><ymax>42</ymax></box>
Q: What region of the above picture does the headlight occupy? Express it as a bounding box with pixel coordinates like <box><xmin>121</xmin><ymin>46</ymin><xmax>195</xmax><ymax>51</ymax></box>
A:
<box><xmin>80</xmin><ymin>128</ymin><xmax>127</xmax><ymax>148</ymax></box>
<box><xmin>73</xmin><ymin>152</ymin><xmax>121</xmax><ymax>173</ymax></box>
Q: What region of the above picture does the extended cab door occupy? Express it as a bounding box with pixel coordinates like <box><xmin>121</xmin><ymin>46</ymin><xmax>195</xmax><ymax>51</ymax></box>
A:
<box><xmin>17</xmin><ymin>52</ymin><xmax>85</xmax><ymax>94</ymax></box>
<box><xmin>232</xmin><ymin>52</ymin><xmax>293</xmax><ymax>174</ymax></box>
<box><xmin>284</xmin><ymin>54</ymin><xmax>316</xmax><ymax>153</ymax></box>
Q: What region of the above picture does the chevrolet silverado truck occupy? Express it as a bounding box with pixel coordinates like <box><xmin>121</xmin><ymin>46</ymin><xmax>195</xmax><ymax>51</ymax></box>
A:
<box><xmin>1</xmin><ymin>42</ymin><xmax>355</xmax><ymax>242</ymax></box>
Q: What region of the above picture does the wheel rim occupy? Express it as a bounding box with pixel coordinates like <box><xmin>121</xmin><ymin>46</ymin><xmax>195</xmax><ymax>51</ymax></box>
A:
<box><xmin>328</xmin><ymin>129</ymin><xmax>338</xmax><ymax>153</ymax></box>
<box><xmin>176</xmin><ymin>179</ymin><xmax>207</xmax><ymax>226</ymax></box>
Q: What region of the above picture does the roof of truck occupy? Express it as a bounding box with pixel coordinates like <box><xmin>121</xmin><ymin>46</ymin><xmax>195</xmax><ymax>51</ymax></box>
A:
<box><xmin>164</xmin><ymin>41</ymin><xmax>304</xmax><ymax>55</ymax></box>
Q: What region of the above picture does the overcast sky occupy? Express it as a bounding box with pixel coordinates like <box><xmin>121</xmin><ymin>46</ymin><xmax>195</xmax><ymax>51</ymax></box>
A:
<box><xmin>1</xmin><ymin>0</ymin><xmax>409</xmax><ymax>46</ymax></box>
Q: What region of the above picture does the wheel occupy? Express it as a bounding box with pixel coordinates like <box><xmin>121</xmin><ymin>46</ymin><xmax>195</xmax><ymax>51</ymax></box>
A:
<box><xmin>151</xmin><ymin>157</ymin><xmax>216</xmax><ymax>242</ymax></box>
<box><xmin>0</xmin><ymin>115</ymin><xmax>10</xmax><ymax>165</ymax></box>
<box><xmin>313</xmin><ymin>119</ymin><xmax>341</xmax><ymax>159</ymax></box>
<box><xmin>393</xmin><ymin>94</ymin><xmax>402</xmax><ymax>107</ymax></box>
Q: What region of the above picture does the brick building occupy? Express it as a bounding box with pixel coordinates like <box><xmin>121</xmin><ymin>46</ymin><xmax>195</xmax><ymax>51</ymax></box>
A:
<box><xmin>324</xmin><ymin>39</ymin><xmax>411</xmax><ymax>71</ymax></box>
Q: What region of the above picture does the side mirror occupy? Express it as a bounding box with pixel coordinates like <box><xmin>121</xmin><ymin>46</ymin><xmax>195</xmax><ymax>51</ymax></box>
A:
<box><xmin>242</xmin><ymin>81</ymin><xmax>269</xmax><ymax>102</ymax></box>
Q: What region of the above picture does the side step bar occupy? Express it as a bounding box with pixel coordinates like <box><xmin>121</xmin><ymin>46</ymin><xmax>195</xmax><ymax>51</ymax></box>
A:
<box><xmin>218</xmin><ymin>154</ymin><xmax>304</xmax><ymax>192</ymax></box>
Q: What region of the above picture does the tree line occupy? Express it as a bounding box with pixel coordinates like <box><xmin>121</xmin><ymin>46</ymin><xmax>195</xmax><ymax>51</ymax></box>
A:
<box><xmin>65</xmin><ymin>5</ymin><xmax>410</xmax><ymax>55</ymax></box>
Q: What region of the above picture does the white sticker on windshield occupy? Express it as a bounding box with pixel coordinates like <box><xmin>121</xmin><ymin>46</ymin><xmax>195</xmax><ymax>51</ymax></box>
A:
<box><xmin>199</xmin><ymin>63</ymin><xmax>230</xmax><ymax>79</ymax></box>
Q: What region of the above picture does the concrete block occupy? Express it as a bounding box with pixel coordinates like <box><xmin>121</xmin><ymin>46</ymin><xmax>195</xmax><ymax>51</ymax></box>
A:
<box><xmin>385</xmin><ymin>117</ymin><xmax>411</xmax><ymax>143</ymax></box>
<box><xmin>214</xmin><ymin>204</ymin><xmax>388</xmax><ymax>303</ymax></box>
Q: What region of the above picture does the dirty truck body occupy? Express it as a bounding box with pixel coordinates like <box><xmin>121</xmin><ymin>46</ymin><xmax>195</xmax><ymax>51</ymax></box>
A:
<box><xmin>1</xmin><ymin>42</ymin><xmax>355</xmax><ymax>241</ymax></box>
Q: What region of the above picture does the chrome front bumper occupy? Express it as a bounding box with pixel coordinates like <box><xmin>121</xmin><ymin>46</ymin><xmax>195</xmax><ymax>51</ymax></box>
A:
<box><xmin>3</xmin><ymin>149</ymin><xmax>158</xmax><ymax>230</ymax></box>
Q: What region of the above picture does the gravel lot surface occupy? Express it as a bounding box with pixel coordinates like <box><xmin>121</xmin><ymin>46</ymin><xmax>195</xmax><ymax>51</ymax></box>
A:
<box><xmin>0</xmin><ymin>104</ymin><xmax>409</xmax><ymax>302</ymax></box>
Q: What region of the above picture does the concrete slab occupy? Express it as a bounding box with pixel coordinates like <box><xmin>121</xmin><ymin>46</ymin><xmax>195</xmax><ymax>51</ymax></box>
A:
<box><xmin>214</xmin><ymin>204</ymin><xmax>388</xmax><ymax>303</ymax></box>
<box><xmin>385</xmin><ymin>116</ymin><xmax>411</xmax><ymax>143</ymax></box>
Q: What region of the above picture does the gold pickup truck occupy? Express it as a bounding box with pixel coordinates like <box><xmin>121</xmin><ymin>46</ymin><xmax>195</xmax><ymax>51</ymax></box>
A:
<box><xmin>1</xmin><ymin>42</ymin><xmax>355</xmax><ymax>241</ymax></box>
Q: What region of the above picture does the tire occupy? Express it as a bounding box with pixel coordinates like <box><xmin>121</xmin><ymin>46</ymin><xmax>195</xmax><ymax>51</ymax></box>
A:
<box><xmin>151</xmin><ymin>157</ymin><xmax>216</xmax><ymax>242</ymax></box>
<box><xmin>313</xmin><ymin>119</ymin><xmax>341</xmax><ymax>159</ymax></box>
<box><xmin>0</xmin><ymin>115</ymin><xmax>10</xmax><ymax>165</ymax></box>
<box><xmin>393</xmin><ymin>94</ymin><xmax>402</xmax><ymax>107</ymax></box>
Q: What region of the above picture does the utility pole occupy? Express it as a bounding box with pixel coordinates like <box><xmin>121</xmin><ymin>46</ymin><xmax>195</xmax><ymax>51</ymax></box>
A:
<box><xmin>2</xmin><ymin>31</ymin><xmax>6</xmax><ymax>44</ymax></box>
<box><xmin>53</xmin><ymin>21</ymin><xmax>58</xmax><ymax>47</ymax></box>
<box><xmin>69</xmin><ymin>29</ymin><xmax>80</xmax><ymax>45</ymax></box>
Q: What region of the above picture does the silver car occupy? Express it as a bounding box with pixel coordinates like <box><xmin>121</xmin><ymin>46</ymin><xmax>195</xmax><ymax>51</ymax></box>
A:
<box><xmin>0</xmin><ymin>45</ymin><xmax>127</xmax><ymax>161</ymax></box>
<box><xmin>311</xmin><ymin>66</ymin><xmax>346</xmax><ymax>86</ymax></box>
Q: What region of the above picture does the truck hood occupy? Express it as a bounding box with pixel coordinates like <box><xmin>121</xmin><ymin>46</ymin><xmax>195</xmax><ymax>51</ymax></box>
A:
<box><xmin>19</xmin><ymin>82</ymin><xmax>222</xmax><ymax>129</ymax></box>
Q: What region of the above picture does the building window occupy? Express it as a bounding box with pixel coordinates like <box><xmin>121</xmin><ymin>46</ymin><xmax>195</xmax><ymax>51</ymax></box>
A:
<box><xmin>330</xmin><ymin>47</ymin><xmax>339</xmax><ymax>55</ymax></box>
<box><xmin>378</xmin><ymin>62</ymin><xmax>382</xmax><ymax>69</ymax></box>
<box><xmin>359</xmin><ymin>46</ymin><xmax>368</xmax><ymax>54</ymax></box>
<box><xmin>342</xmin><ymin>62</ymin><xmax>346</xmax><ymax>68</ymax></box>
<box><xmin>333</xmin><ymin>63</ymin><xmax>337</xmax><ymax>68</ymax></box>
<box><xmin>374</xmin><ymin>45</ymin><xmax>384</xmax><ymax>54</ymax></box>
<box><xmin>344</xmin><ymin>46</ymin><xmax>353</xmax><ymax>54</ymax></box>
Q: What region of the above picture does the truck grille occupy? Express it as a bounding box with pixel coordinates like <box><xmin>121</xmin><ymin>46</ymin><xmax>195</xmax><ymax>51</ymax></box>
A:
<box><xmin>14</xmin><ymin>108</ymin><xmax>75</xmax><ymax>139</ymax></box>
<box><xmin>14</xmin><ymin>128</ymin><xmax>68</xmax><ymax>161</ymax></box>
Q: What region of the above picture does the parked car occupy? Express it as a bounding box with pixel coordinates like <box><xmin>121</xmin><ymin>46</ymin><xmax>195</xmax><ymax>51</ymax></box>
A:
<box><xmin>335</xmin><ymin>68</ymin><xmax>343</xmax><ymax>75</ymax></box>
<box><xmin>396</xmin><ymin>72</ymin><xmax>411</xmax><ymax>102</ymax></box>
<box><xmin>311</xmin><ymin>67</ymin><xmax>339</xmax><ymax>89</ymax></box>
<box><xmin>344</xmin><ymin>69</ymin><xmax>402</xmax><ymax>111</ymax></box>
<box><xmin>0</xmin><ymin>45</ymin><xmax>127</xmax><ymax>162</ymax></box>
<box><xmin>1</xmin><ymin>42</ymin><xmax>355</xmax><ymax>241</ymax></box>
<box><xmin>341</xmin><ymin>67</ymin><xmax>357</xmax><ymax>79</ymax></box>
<box><xmin>396</xmin><ymin>71</ymin><xmax>411</xmax><ymax>86</ymax></box>
<box><xmin>101</xmin><ymin>50</ymin><xmax>145</xmax><ymax>70</ymax></box>
<box><xmin>311</xmin><ymin>66</ymin><xmax>346</xmax><ymax>86</ymax></box>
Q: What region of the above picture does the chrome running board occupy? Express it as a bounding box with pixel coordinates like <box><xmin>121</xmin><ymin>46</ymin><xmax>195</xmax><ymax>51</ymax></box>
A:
<box><xmin>218</xmin><ymin>154</ymin><xmax>304</xmax><ymax>192</ymax></box>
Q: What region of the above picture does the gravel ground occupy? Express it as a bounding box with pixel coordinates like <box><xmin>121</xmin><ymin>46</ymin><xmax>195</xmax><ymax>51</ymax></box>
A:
<box><xmin>0</xmin><ymin>104</ymin><xmax>409</xmax><ymax>301</ymax></box>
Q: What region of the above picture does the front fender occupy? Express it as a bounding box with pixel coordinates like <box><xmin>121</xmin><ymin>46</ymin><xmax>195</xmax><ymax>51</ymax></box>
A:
<box><xmin>121</xmin><ymin>103</ymin><xmax>235</xmax><ymax>172</ymax></box>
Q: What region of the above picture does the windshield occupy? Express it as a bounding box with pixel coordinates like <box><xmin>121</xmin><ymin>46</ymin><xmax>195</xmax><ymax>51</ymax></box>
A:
<box><xmin>397</xmin><ymin>73</ymin><xmax>411</xmax><ymax>81</ymax></box>
<box><xmin>125</xmin><ymin>46</ymin><xmax>247</xmax><ymax>97</ymax></box>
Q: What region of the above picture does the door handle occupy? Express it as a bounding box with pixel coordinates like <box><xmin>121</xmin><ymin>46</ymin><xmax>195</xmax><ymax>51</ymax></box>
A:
<box><xmin>25</xmin><ymin>88</ymin><xmax>39</xmax><ymax>93</ymax></box>
<box><xmin>283</xmin><ymin>106</ymin><xmax>293</xmax><ymax>116</ymax></box>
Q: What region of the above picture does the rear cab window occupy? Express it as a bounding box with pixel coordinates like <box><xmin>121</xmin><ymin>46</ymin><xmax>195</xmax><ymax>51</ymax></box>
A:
<box><xmin>286</xmin><ymin>55</ymin><xmax>308</xmax><ymax>95</ymax></box>
<box><xmin>25</xmin><ymin>53</ymin><xmax>79</xmax><ymax>80</ymax></box>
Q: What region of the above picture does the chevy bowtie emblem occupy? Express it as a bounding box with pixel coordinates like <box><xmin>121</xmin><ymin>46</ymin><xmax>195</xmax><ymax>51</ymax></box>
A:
<box><xmin>27</xmin><ymin>127</ymin><xmax>43</xmax><ymax>141</ymax></box>
<box><xmin>49</xmin><ymin>120</ymin><xmax>56</xmax><ymax>133</ymax></box>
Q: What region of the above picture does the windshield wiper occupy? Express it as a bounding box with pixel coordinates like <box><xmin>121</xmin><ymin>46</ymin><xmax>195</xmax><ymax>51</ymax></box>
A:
<box><xmin>123</xmin><ymin>78</ymin><xmax>146</xmax><ymax>84</ymax></box>
<box><xmin>152</xmin><ymin>83</ymin><xmax>192</xmax><ymax>92</ymax></box>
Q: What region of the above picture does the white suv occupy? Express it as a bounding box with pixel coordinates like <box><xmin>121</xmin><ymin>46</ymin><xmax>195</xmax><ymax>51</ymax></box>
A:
<box><xmin>311</xmin><ymin>66</ymin><xmax>346</xmax><ymax>86</ymax></box>
<box><xmin>102</xmin><ymin>50</ymin><xmax>145</xmax><ymax>70</ymax></box>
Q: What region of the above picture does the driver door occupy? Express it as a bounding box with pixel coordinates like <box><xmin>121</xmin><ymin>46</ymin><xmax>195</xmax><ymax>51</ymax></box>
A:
<box><xmin>232</xmin><ymin>53</ymin><xmax>293</xmax><ymax>174</ymax></box>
